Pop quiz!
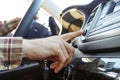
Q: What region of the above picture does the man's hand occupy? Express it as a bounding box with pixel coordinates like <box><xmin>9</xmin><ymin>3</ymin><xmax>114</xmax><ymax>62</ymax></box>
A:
<box><xmin>23</xmin><ymin>30</ymin><xmax>83</xmax><ymax>73</ymax></box>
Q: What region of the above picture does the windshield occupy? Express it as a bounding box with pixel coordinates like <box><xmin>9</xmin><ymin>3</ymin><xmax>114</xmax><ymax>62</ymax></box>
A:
<box><xmin>0</xmin><ymin>0</ymin><xmax>93</xmax><ymax>21</ymax></box>
<box><xmin>51</xmin><ymin>0</ymin><xmax>93</xmax><ymax>10</ymax></box>
<box><xmin>0</xmin><ymin>0</ymin><xmax>31</xmax><ymax>21</ymax></box>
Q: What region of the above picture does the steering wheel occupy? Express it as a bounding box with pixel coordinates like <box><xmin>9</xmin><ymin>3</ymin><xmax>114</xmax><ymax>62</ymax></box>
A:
<box><xmin>14</xmin><ymin>0</ymin><xmax>44</xmax><ymax>37</ymax></box>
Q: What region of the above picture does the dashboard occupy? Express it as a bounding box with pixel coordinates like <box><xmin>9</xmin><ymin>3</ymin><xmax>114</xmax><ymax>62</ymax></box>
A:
<box><xmin>73</xmin><ymin>0</ymin><xmax>120</xmax><ymax>57</ymax></box>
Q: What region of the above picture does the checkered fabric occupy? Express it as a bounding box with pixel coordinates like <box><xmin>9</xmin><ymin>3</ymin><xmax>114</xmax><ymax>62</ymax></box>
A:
<box><xmin>0</xmin><ymin>37</ymin><xmax>23</xmax><ymax>70</ymax></box>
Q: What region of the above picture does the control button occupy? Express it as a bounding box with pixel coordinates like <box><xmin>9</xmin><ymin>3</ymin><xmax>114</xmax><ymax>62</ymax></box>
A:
<box><xmin>82</xmin><ymin>29</ymin><xmax>87</xmax><ymax>36</ymax></box>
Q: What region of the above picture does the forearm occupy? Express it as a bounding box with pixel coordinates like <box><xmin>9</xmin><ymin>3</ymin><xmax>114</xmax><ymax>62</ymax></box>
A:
<box><xmin>22</xmin><ymin>39</ymin><xmax>45</xmax><ymax>60</ymax></box>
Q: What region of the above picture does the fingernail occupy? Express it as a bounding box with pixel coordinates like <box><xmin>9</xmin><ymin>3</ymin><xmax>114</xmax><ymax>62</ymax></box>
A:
<box><xmin>80</xmin><ymin>29</ymin><xmax>84</xmax><ymax>33</ymax></box>
<box><xmin>50</xmin><ymin>65</ymin><xmax>54</xmax><ymax>69</ymax></box>
<box><xmin>82</xmin><ymin>29</ymin><xmax>87</xmax><ymax>36</ymax></box>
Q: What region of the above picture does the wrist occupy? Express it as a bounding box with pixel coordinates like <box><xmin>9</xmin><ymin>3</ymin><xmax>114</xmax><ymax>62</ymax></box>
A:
<box><xmin>22</xmin><ymin>39</ymin><xmax>30</xmax><ymax>58</ymax></box>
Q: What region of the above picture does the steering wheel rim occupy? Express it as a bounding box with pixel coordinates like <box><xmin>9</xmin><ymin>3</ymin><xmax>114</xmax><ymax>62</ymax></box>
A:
<box><xmin>13</xmin><ymin>0</ymin><xmax>44</xmax><ymax>37</ymax></box>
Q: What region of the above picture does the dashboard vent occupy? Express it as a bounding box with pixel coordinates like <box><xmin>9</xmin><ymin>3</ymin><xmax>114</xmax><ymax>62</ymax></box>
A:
<box><xmin>83</xmin><ymin>1</ymin><xmax>117</xmax><ymax>42</ymax></box>
<box><xmin>78</xmin><ymin>1</ymin><xmax>120</xmax><ymax>54</ymax></box>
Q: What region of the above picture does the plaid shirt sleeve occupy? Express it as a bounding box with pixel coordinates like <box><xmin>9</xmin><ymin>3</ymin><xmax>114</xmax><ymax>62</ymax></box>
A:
<box><xmin>0</xmin><ymin>37</ymin><xmax>23</xmax><ymax>71</ymax></box>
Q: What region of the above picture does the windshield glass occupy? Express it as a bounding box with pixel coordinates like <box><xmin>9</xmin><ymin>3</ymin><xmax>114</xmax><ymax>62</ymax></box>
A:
<box><xmin>0</xmin><ymin>0</ymin><xmax>31</xmax><ymax>21</ymax></box>
<box><xmin>51</xmin><ymin>0</ymin><xmax>93</xmax><ymax>10</ymax></box>
<box><xmin>0</xmin><ymin>0</ymin><xmax>93</xmax><ymax>21</ymax></box>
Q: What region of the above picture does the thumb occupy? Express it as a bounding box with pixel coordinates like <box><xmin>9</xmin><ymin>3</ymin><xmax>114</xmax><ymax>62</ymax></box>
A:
<box><xmin>60</xmin><ymin>30</ymin><xmax>84</xmax><ymax>41</ymax></box>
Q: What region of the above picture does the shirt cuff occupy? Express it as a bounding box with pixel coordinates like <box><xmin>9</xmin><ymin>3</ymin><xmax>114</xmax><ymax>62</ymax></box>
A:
<box><xmin>0</xmin><ymin>37</ymin><xmax>23</xmax><ymax>70</ymax></box>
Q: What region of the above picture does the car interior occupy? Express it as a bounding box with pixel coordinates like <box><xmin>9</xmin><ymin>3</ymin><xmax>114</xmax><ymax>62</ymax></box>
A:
<box><xmin>0</xmin><ymin>0</ymin><xmax>120</xmax><ymax>80</ymax></box>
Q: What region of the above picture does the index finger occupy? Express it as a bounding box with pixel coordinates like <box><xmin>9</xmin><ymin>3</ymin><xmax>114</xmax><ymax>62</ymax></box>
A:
<box><xmin>60</xmin><ymin>30</ymin><xmax>84</xmax><ymax>41</ymax></box>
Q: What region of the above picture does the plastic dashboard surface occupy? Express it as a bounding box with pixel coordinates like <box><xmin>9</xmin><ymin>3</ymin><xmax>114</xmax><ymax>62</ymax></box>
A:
<box><xmin>74</xmin><ymin>0</ymin><xmax>120</xmax><ymax>57</ymax></box>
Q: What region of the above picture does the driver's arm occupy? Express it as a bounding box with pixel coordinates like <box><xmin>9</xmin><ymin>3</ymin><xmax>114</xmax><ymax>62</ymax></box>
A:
<box><xmin>0</xmin><ymin>21</ymin><xmax>83</xmax><ymax>73</ymax></box>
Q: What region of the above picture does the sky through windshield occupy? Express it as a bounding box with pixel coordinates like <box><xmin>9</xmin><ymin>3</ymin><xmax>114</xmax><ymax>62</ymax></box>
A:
<box><xmin>52</xmin><ymin>0</ymin><xmax>93</xmax><ymax>10</ymax></box>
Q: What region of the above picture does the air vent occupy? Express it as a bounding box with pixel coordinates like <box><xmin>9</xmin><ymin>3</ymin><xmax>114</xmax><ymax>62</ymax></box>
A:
<box><xmin>78</xmin><ymin>1</ymin><xmax>120</xmax><ymax>54</ymax></box>
<box><xmin>114</xmin><ymin>1</ymin><xmax>120</xmax><ymax>12</ymax></box>
<box><xmin>83</xmin><ymin>1</ymin><xmax>117</xmax><ymax>42</ymax></box>
<box><xmin>83</xmin><ymin>3</ymin><xmax>104</xmax><ymax>37</ymax></box>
